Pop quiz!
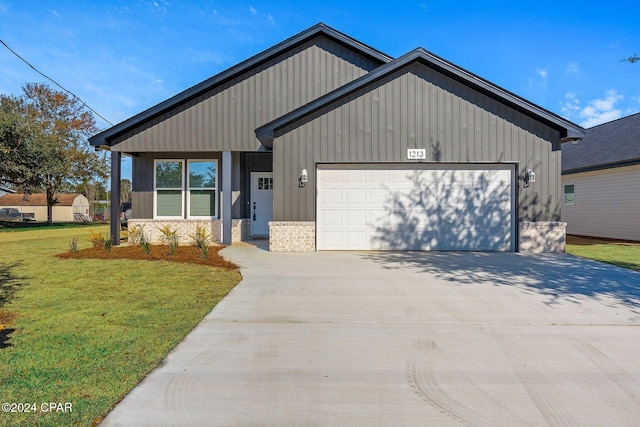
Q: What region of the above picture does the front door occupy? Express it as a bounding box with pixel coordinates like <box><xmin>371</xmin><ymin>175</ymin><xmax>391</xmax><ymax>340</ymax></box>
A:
<box><xmin>250</xmin><ymin>172</ymin><xmax>273</xmax><ymax>236</ymax></box>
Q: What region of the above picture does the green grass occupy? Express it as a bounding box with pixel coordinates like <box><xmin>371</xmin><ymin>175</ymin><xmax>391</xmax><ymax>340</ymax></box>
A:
<box><xmin>0</xmin><ymin>226</ymin><xmax>240</xmax><ymax>426</ymax></box>
<box><xmin>0</xmin><ymin>221</ymin><xmax>100</xmax><ymax>232</ymax></box>
<box><xmin>566</xmin><ymin>235</ymin><xmax>640</xmax><ymax>272</ymax></box>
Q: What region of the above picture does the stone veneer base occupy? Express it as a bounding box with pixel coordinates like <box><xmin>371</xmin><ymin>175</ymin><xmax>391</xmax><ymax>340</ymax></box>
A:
<box><xmin>518</xmin><ymin>222</ymin><xmax>566</xmax><ymax>253</ymax></box>
<box><xmin>269</xmin><ymin>221</ymin><xmax>316</xmax><ymax>252</ymax></box>
<box><xmin>127</xmin><ymin>218</ymin><xmax>249</xmax><ymax>245</ymax></box>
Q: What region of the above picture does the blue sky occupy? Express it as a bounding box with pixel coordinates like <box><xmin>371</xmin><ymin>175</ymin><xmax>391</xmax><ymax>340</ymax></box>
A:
<box><xmin>1</xmin><ymin>1</ymin><xmax>639</xmax><ymax>147</ymax></box>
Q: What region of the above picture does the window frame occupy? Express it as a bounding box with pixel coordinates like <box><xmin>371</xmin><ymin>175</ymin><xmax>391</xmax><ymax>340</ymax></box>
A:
<box><xmin>187</xmin><ymin>159</ymin><xmax>218</xmax><ymax>219</ymax></box>
<box><xmin>153</xmin><ymin>159</ymin><xmax>185</xmax><ymax>219</ymax></box>
<box><xmin>563</xmin><ymin>183</ymin><xmax>576</xmax><ymax>206</ymax></box>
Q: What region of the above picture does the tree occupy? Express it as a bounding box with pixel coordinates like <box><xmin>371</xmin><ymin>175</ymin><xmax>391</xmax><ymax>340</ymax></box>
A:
<box><xmin>0</xmin><ymin>83</ymin><xmax>108</xmax><ymax>223</ymax></box>
<box><xmin>621</xmin><ymin>54</ymin><xmax>640</xmax><ymax>64</ymax></box>
<box><xmin>120</xmin><ymin>178</ymin><xmax>132</xmax><ymax>204</ymax></box>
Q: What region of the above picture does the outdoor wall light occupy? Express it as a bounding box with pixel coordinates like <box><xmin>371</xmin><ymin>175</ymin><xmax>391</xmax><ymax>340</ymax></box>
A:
<box><xmin>527</xmin><ymin>168</ymin><xmax>536</xmax><ymax>183</ymax></box>
<box><xmin>299</xmin><ymin>169</ymin><xmax>308</xmax><ymax>187</ymax></box>
<box><xmin>524</xmin><ymin>168</ymin><xmax>536</xmax><ymax>187</ymax></box>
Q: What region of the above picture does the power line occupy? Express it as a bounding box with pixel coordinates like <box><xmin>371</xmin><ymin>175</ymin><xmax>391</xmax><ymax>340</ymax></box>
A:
<box><xmin>0</xmin><ymin>39</ymin><xmax>114</xmax><ymax>126</ymax></box>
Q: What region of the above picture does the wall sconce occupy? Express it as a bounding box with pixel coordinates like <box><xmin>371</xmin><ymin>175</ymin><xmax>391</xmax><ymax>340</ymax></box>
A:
<box><xmin>299</xmin><ymin>169</ymin><xmax>308</xmax><ymax>188</ymax></box>
<box><xmin>524</xmin><ymin>168</ymin><xmax>536</xmax><ymax>187</ymax></box>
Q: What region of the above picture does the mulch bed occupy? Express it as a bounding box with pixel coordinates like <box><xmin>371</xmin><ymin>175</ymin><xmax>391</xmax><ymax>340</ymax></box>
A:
<box><xmin>567</xmin><ymin>234</ymin><xmax>640</xmax><ymax>246</ymax></box>
<box><xmin>57</xmin><ymin>244</ymin><xmax>238</xmax><ymax>269</ymax></box>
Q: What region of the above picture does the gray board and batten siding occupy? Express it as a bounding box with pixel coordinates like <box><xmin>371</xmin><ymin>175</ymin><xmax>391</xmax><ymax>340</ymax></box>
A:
<box><xmin>95</xmin><ymin>27</ymin><xmax>391</xmax><ymax>221</ymax></box>
<box><xmin>103</xmin><ymin>35</ymin><xmax>386</xmax><ymax>154</ymax></box>
<box><xmin>262</xmin><ymin>53</ymin><xmax>579</xmax><ymax>224</ymax></box>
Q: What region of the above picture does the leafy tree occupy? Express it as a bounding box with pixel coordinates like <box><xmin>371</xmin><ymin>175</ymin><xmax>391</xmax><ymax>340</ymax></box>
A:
<box><xmin>120</xmin><ymin>178</ymin><xmax>132</xmax><ymax>204</ymax></box>
<box><xmin>0</xmin><ymin>83</ymin><xmax>108</xmax><ymax>223</ymax></box>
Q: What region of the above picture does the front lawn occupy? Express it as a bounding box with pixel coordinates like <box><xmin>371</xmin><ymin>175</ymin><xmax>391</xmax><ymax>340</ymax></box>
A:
<box><xmin>0</xmin><ymin>225</ymin><xmax>240</xmax><ymax>426</ymax></box>
<box><xmin>566</xmin><ymin>235</ymin><xmax>640</xmax><ymax>272</ymax></box>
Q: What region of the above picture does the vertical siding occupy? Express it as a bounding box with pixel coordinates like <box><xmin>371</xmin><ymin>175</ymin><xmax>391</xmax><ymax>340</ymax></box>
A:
<box><xmin>273</xmin><ymin>62</ymin><xmax>562</xmax><ymax>223</ymax></box>
<box><xmin>561</xmin><ymin>165</ymin><xmax>640</xmax><ymax>240</ymax></box>
<box><xmin>111</xmin><ymin>36</ymin><xmax>381</xmax><ymax>152</ymax></box>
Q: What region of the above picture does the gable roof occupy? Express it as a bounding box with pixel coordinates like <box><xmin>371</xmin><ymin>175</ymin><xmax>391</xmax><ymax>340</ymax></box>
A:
<box><xmin>89</xmin><ymin>23</ymin><xmax>392</xmax><ymax>149</ymax></box>
<box><xmin>0</xmin><ymin>193</ymin><xmax>84</xmax><ymax>207</ymax></box>
<box><xmin>562</xmin><ymin>112</ymin><xmax>640</xmax><ymax>174</ymax></box>
<box><xmin>257</xmin><ymin>48</ymin><xmax>584</xmax><ymax>147</ymax></box>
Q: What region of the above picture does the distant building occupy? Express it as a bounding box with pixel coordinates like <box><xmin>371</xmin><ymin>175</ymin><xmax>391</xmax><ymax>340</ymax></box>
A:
<box><xmin>561</xmin><ymin>112</ymin><xmax>640</xmax><ymax>241</ymax></box>
<box><xmin>0</xmin><ymin>193</ymin><xmax>90</xmax><ymax>222</ymax></box>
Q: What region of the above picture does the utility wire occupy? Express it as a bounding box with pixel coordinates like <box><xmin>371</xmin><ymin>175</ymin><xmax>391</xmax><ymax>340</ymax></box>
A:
<box><xmin>0</xmin><ymin>38</ymin><xmax>114</xmax><ymax>126</ymax></box>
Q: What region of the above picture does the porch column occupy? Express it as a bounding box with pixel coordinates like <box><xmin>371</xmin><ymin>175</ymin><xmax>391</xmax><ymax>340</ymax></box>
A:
<box><xmin>222</xmin><ymin>151</ymin><xmax>232</xmax><ymax>245</ymax></box>
<box><xmin>110</xmin><ymin>150</ymin><xmax>122</xmax><ymax>246</ymax></box>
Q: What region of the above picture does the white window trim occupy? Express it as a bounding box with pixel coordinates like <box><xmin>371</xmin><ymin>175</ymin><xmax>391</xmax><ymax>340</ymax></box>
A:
<box><xmin>563</xmin><ymin>183</ymin><xmax>576</xmax><ymax>206</ymax></box>
<box><xmin>154</xmin><ymin>159</ymin><xmax>185</xmax><ymax>219</ymax></box>
<box><xmin>187</xmin><ymin>159</ymin><xmax>218</xmax><ymax>219</ymax></box>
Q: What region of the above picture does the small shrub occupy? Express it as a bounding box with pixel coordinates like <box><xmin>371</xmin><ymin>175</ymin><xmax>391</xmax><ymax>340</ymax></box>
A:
<box><xmin>189</xmin><ymin>225</ymin><xmax>210</xmax><ymax>259</ymax></box>
<box><xmin>158</xmin><ymin>225</ymin><xmax>180</xmax><ymax>256</ymax></box>
<box><xmin>88</xmin><ymin>231</ymin><xmax>105</xmax><ymax>249</ymax></box>
<box><xmin>68</xmin><ymin>236</ymin><xmax>79</xmax><ymax>253</ymax></box>
<box><xmin>139</xmin><ymin>232</ymin><xmax>150</xmax><ymax>254</ymax></box>
<box><xmin>128</xmin><ymin>225</ymin><xmax>145</xmax><ymax>245</ymax></box>
<box><xmin>104</xmin><ymin>236</ymin><xmax>113</xmax><ymax>253</ymax></box>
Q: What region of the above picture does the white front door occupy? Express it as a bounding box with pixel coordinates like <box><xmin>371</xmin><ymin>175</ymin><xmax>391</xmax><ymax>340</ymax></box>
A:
<box><xmin>250</xmin><ymin>172</ymin><xmax>273</xmax><ymax>236</ymax></box>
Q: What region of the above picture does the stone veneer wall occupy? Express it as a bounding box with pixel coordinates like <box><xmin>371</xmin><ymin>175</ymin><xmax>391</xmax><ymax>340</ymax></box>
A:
<box><xmin>269</xmin><ymin>221</ymin><xmax>315</xmax><ymax>252</ymax></box>
<box><xmin>519</xmin><ymin>222</ymin><xmax>566</xmax><ymax>253</ymax></box>
<box><xmin>127</xmin><ymin>218</ymin><xmax>249</xmax><ymax>244</ymax></box>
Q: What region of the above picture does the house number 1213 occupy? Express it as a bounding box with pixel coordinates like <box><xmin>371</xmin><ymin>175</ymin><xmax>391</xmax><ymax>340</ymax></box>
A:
<box><xmin>407</xmin><ymin>149</ymin><xmax>426</xmax><ymax>160</ymax></box>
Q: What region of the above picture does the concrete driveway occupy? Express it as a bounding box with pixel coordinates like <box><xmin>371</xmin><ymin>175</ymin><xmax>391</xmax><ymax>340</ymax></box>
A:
<box><xmin>101</xmin><ymin>246</ymin><xmax>640</xmax><ymax>426</ymax></box>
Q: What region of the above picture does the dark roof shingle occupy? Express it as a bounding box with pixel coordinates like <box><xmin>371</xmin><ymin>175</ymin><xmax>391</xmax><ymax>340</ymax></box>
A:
<box><xmin>562</xmin><ymin>112</ymin><xmax>640</xmax><ymax>173</ymax></box>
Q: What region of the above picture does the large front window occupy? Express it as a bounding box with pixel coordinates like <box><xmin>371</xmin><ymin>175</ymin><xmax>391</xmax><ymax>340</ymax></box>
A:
<box><xmin>188</xmin><ymin>160</ymin><xmax>217</xmax><ymax>217</ymax></box>
<box><xmin>154</xmin><ymin>159</ymin><xmax>218</xmax><ymax>218</ymax></box>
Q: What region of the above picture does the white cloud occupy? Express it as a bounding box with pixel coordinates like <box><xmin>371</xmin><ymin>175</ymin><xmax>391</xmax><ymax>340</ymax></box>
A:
<box><xmin>562</xmin><ymin>90</ymin><xmax>624</xmax><ymax>128</ymax></box>
<box><xmin>564</xmin><ymin>61</ymin><xmax>580</xmax><ymax>74</ymax></box>
<box><xmin>249</xmin><ymin>6</ymin><xmax>257</xmax><ymax>15</ymax></box>
<box><xmin>266</xmin><ymin>13</ymin><xmax>274</xmax><ymax>24</ymax></box>
<box><xmin>536</xmin><ymin>67</ymin><xmax>549</xmax><ymax>79</ymax></box>
<box><xmin>420</xmin><ymin>3</ymin><xmax>429</xmax><ymax>12</ymax></box>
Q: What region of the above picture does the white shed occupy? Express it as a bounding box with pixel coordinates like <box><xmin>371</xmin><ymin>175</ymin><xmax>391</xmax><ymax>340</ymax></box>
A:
<box><xmin>0</xmin><ymin>193</ymin><xmax>90</xmax><ymax>222</ymax></box>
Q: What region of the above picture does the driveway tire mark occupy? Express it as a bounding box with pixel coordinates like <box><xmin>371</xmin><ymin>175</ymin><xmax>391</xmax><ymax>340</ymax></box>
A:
<box><xmin>493</xmin><ymin>328</ymin><xmax>572</xmax><ymax>427</ymax></box>
<box><xmin>572</xmin><ymin>338</ymin><xmax>640</xmax><ymax>404</ymax></box>
<box><xmin>407</xmin><ymin>337</ymin><xmax>525</xmax><ymax>425</ymax></box>
<box><xmin>406</xmin><ymin>356</ymin><xmax>469</xmax><ymax>425</ymax></box>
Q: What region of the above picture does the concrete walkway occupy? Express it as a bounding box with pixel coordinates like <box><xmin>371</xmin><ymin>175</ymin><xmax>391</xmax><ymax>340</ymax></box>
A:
<box><xmin>101</xmin><ymin>246</ymin><xmax>640</xmax><ymax>426</ymax></box>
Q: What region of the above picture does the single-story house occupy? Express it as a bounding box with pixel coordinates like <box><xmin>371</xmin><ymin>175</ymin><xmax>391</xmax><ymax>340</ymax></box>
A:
<box><xmin>90</xmin><ymin>23</ymin><xmax>584</xmax><ymax>252</ymax></box>
<box><xmin>561</xmin><ymin>112</ymin><xmax>640</xmax><ymax>241</ymax></box>
<box><xmin>0</xmin><ymin>193</ymin><xmax>90</xmax><ymax>222</ymax></box>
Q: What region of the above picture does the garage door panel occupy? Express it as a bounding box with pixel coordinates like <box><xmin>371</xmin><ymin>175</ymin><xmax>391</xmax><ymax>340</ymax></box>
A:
<box><xmin>345</xmin><ymin>209</ymin><xmax>367</xmax><ymax>226</ymax></box>
<box><xmin>345</xmin><ymin>189</ymin><xmax>366</xmax><ymax>205</ymax></box>
<box><xmin>317</xmin><ymin>165</ymin><xmax>514</xmax><ymax>251</ymax></box>
<box><xmin>320</xmin><ymin>209</ymin><xmax>343</xmax><ymax>226</ymax></box>
<box><xmin>319</xmin><ymin>188</ymin><xmax>343</xmax><ymax>205</ymax></box>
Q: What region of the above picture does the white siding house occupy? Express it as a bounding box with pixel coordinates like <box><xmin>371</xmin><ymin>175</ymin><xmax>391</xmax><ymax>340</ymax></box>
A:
<box><xmin>561</xmin><ymin>113</ymin><xmax>640</xmax><ymax>241</ymax></box>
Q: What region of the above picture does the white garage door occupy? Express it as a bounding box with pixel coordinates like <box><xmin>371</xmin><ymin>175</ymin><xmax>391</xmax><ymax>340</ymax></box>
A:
<box><xmin>316</xmin><ymin>164</ymin><xmax>515</xmax><ymax>251</ymax></box>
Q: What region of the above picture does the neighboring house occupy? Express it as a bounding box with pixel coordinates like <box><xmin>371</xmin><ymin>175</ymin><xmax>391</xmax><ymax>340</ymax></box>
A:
<box><xmin>561</xmin><ymin>112</ymin><xmax>640</xmax><ymax>241</ymax></box>
<box><xmin>90</xmin><ymin>23</ymin><xmax>584</xmax><ymax>252</ymax></box>
<box><xmin>0</xmin><ymin>193</ymin><xmax>90</xmax><ymax>222</ymax></box>
<box><xmin>0</xmin><ymin>186</ymin><xmax>15</xmax><ymax>197</ymax></box>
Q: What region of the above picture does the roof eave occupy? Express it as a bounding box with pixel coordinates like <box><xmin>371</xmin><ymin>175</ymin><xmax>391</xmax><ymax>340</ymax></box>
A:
<box><xmin>256</xmin><ymin>48</ymin><xmax>585</xmax><ymax>147</ymax></box>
